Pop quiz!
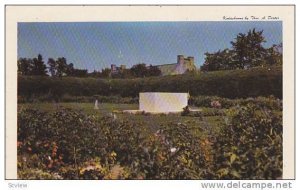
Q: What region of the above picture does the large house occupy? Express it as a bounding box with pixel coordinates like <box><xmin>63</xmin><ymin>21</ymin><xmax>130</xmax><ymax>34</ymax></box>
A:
<box><xmin>155</xmin><ymin>55</ymin><xmax>196</xmax><ymax>76</ymax></box>
<box><xmin>109</xmin><ymin>55</ymin><xmax>197</xmax><ymax>76</ymax></box>
<box><xmin>111</xmin><ymin>64</ymin><xmax>126</xmax><ymax>74</ymax></box>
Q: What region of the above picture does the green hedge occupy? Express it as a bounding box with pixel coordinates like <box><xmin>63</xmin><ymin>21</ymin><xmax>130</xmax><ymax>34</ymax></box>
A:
<box><xmin>189</xmin><ymin>95</ymin><xmax>282</xmax><ymax>110</ymax></box>
<box><xmin>18</xmin><ymin>66</ymin><xmax>282</xmax><ymax>100</ymax></box>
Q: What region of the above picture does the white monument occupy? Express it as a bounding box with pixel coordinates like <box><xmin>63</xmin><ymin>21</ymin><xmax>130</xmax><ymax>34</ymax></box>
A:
<box><xmin>139</xmin><ymin>92</ymin><xmax>188</xmax><ymax>113</ymax></box>
<box><xmin>94</xmin><ymin>99</ymin><xmax>99</xmax><ymax>110</ymax></box>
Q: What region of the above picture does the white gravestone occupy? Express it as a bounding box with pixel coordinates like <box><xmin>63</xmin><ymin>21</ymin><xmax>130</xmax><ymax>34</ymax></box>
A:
<box><xmin>139</xmin><ymin>92</ymin><xmax>188</xmax><ymax>113</ymax></box>
<box><xmin>94</xmin><ymin>99</ymin><xmax>99</xmax><ymax>110</ymax></box>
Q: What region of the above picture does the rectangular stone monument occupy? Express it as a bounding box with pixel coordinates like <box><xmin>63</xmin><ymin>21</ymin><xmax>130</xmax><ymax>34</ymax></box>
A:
<box><xmin>139</xmin><ymin>92</ymin><xmax>188</xmax><ymax>113</ymax></box>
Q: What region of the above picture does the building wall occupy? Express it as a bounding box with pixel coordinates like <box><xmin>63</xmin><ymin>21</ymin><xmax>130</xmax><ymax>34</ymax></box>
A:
<box><xmin>174</xmin><ymin>55</ymin><xmax>196</xmax><ymax>74</ymax></box>
<box><xmin>177</xmin><ymin>55</ymin><xmax>185</xmax><ymax>65</ymax></box>
<box><xmin>184</xmin><ymin>56</ymin><xmax>196</xmax><ymax>71</ymax></box>
<box><xmin>110</xmin><ymin>64</ymin><xmax>126</xmax><ymax>75</ymax></box>
<box><xmin>110</xmin><ymin>55</ymin><xmax>196</xmax><ymax>76</ymax></box>
<box><xmin>111</xmin><ymin>64</ymin><xmax>117</xmax><ymax>73</ymax></box>
<box><xmin>120</xmin><ymin>65</ymin><xmax>126</xmax><ymax>70</ymax></box>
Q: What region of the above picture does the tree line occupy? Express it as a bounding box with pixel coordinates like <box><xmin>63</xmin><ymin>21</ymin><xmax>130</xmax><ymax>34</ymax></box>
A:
<box><xmin>88</xmin><ymin>63</ymin><xmax>161</xmax><ymax>78</ymax></box>
<box><xmin>201</xmin><ymin>28</ymin><xmax>282</xmax><ymax>71</ymax></box>
<box><xmin>18</xmin><ymin>55</ymin><xmax>88</xmax><ymax>77</ymax></box>
<box><xmin>18</xmin><ymin>55</ymin><xmax>161</xmax><ymax>78</ymax></box>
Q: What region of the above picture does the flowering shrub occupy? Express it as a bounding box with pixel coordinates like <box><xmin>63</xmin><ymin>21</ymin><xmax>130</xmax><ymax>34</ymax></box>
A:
<box><xmin>212</xmin><ymin>103</ymin><xmax>282</xmax><ymax>179</ymax></box>
<box><xmin>17</xmin><ymin>103</ymin><xmax>282</xmax><ymax>179</ymax></box>
<box><xmin>210</xmin><ymin>100</ymin><xmax>221</xmax><ymax>109</ymax></box>
<box><xmin>18</xmin><ymin>108</ymin><xmax>127</xmax><ymax>179</ymax></box>
<box><xmin>17</xmin><ymin>108</ymin><xmax>211</xmax><ymax>179</ymax></box>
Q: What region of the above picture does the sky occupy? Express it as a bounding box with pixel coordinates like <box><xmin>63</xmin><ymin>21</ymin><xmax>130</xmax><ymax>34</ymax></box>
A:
<box><xmin>18</xmin><ymin>21</ymin><xmax>282</xmax><ymax>72</ymax></box>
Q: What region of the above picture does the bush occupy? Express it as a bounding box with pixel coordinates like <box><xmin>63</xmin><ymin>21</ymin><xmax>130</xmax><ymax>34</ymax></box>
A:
<box><xmin>189</xmin><ymin>95</ymin><xmax>282</xmax><ymax>111</ymax></box>
<box><xmin>18</xmin><ymin>108</ymin><xmax>147</xmax><ymax>166</ymax></box>
<box><xmin>151</xmin><ymin>123</ymin><xmax>211</xmax><ymax>179</ymax></box>
<box><xmin>17</xmin><ymin>103</ymin><xmax>282</xmax><ymax>179</ymax></box>
<box><xmin>17</xmin><ymin>169</ymin><xmax>63</xmax><ymax>180</ymax></box>
<box><xmin>212</xmin><ymin>103</ymin><xmax>282</xmax><ymax>179</ymax></box>
<box><xmin>181</xmin><ymin>106</ymin><xmax>190</xmax><ymax>116</ymax></box>
<box><xmin>17</xmin><ymin>94</ymin><xmax>139</xmax><ymax>104</ymax></box>
<box><xmin>17</xmin><ymin>108</ymin><xmax>210</xmax><ymax>179</ymax></box>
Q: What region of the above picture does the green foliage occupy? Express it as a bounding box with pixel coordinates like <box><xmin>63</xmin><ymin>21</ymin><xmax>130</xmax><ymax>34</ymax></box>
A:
<box><xmin>17</xmin><ymin>94</ymin><xmax>139</xmax><ymax>104</ymax></box>
<box><xmin>264</xmin><ymin>43</ymin><xmax>283</xmax><ymax>65</ymax></box>
<box><xmin>18</xmin><ymin>108</ymin><xmax>114</xmax><ymax>165</ymax></box>
<box><xmin>55</xmin><ymin>57</ymin><xmax>68</xmax><ymax>77</ymax></box>
<box><xmin>159</xmin><ymin>126</ymin><xmax>209</xmax><ymax>178</ymax></box>
<box><xmin>181</xmin><ymin>106</ymin><xmax>190</xmax><ymax>116</ymax></box>
<box><xmin>130</xmin><ymin>63</ymin><xmax>148</xmax><ymax>78</ymax></box>
<box><xmin>212</xmin><ymin>103</ymin><xmax>282</xmax><ymax>179</ymax></box>
<box><xmin>201</xmin><ymin>28</ymin><xmax>282</xmax><ymax>71</ymax></box>
<box><xmin>202</xmin><ymin>49</ymin><xmax>235</xmax><ymax>71</ymax></box>
<box><xmin>17</xmin><ymin>108</ymin><xmax>209</xmax><ymax>179</ymax></box>
<box><xmin>17</xmin><ymin>101</ymin><xmax>282</xmax><ymax>179</ymax></box>
<box><xmin>231</xmin><ymin>28</ymin><xmax>267</xmax><ymax>68</ymax></box>
<box><xmin>18</xmin><ymin>169</ymin><xmax>63</xmax><ymax>180</ymax></box>
<box><xmin>18</xmin><ymin>66</ymin><xmax>282</xmax><ymax>101</ymax></box>
<box><xmin>98</xmin><ymin>68</ymin><xmax>111</xmax><ymax>78</ymax></box>
<box><xmin>17</xmin><ymin>108</ymin><xmax>147</xmax><ymax>179</ymax></box>
<box><xmin>130</xmin><ymin>63</ymin><xmax>161</xmax><ymax>78</ymax></box>
<box><xmin>189</xmin><ymin>95</ymin><xmax>282</xmax><ymax>110</ymax></box>
<box><xmin>148</xmin><ymin>65</ymin><xmax>162</xmax><ymax>77</ymax></box>
<box><xmin>47</xmin><ymin>57</ymin><xmax>88</xmax><ymax>77</ymax></box>
<box><xmin>18</xmin><ymin>54</ymin><xmax>48</xmax><ymax>76</ymax></box>
<box><xmin>18</xmin><ymin>58</ymin><xmax>31</xmax><ymax>75</ymax></box>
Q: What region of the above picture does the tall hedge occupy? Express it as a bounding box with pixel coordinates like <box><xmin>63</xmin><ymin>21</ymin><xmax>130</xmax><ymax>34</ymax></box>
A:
<box><xmin>18</xmin><ymin>66</ymin><xmax>282</xmax><ymax>100</ymax></box>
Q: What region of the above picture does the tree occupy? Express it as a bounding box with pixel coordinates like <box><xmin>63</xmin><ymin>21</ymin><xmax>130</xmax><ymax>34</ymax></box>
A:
<box><xmin>47</xmin><ymin>58</ymin><xmax>57</xmax><ymax>76</ymax></box>
<box><xmin>18</xmin><ymin>58</ymin><xmax>32</xmax><ymax>75</ymax></box>
<box><xmin>72</xmin><ymin>68</ymin><xmax>88</xmax><ymax>77</ymax></box>
<box><xmin>230</xmin><ymin>28</ymin><xmax>266</xmax><ymax>68</ymax></box>
<box><xmin>201</xmin><ymin>28</ymin><xmax>278</xmax><ymax>71</ymax></box>
<box><xmin>120</xmin><ymin>69</ymin><xmax>134</xmax><ymax>78</ymax></box>
<box><xmin>88</xmin><ymin>70</ymin><xmax>102</xmax><ymax>78</ymax></box>
<box><xmin>48</xmin><ymin>57</ymin><xmax>76</xmax><ymax>77</ymax></box>
<box><xmin>65</xmin><ymin>63</ymin><xmax>75</xmax><ymax>76</ymax></box>
<box><xmin>31</xmin><ymin>54</ymin><xmax>48</xmax><ymax>76</ymax></box>
<box><xmin>130</xmin><ymin>63</ymin><xmax>148</xmax><ymax>78</ymax></box>
<box><xmin>264</xmin><ymin>43</ymin><xmax>282</xmax><ymax>65</ymax></box>
<box><xmin>148</xmin><ymin>65</ymin><xmax>161</xmax><ymax>76</ymax></box>
<box><xmin>100</xmin><ymin>68</ymin><xmax>111</xmax><ymax>78</ymax></box>
<box><xmin>201</xmin><ymin>49</ymin><xmax>235</xmax><ymax>71</ymax></box>
<box><xmin>56</xmin><ymin>57</ymin><xmax>68</xmax><ymax>77</ymax></box>
<box><xmin>18</xmin><ymin>54</ymin><xmax>48</xmax><ymax>76</ymax></box>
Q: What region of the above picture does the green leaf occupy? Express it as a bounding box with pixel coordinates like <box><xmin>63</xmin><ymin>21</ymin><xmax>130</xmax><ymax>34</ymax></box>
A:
<box><xmin>230</xmin><ymin>153</ymin><xmax>237</xmax><ymax>164</ymax></box>
<box><xmin>217</xmin><ymin>168</ymin><xmax>229</xmax><ymax>176</ymax></box>
<box><xmin>231</xmin><ymin>170</ymin><xmax>241</xmax><ymax>178</ymax></box>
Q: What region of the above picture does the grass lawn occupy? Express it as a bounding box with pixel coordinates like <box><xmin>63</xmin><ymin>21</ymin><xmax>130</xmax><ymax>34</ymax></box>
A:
<box><xmin>19</xmin><ymin>102</ymin><xmax>225</xmax><ymax>134</ymax></box>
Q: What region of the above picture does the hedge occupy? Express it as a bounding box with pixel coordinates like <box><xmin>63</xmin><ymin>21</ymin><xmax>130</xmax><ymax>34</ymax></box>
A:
<box><xmin>18</xmin><ymin>66</ymin><xmax>282</xmax><ymax>101</ymax></box>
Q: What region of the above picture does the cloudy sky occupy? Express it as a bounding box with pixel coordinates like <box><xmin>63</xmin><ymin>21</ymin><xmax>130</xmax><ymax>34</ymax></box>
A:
<box><xmin>18</xmin><ymin>21</ymin><xmax>282</xmax><ymax>72</ymax></box>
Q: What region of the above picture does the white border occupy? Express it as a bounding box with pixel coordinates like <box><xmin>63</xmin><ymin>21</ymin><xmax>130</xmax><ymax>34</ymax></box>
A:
<box><xmin>1</xmin><ymin>2</ymin><xmax>297</xmax><ymax>190</ymax></box>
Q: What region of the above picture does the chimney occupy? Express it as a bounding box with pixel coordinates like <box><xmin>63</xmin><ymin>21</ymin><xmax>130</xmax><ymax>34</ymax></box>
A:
<box><xmin>120</xmin><ymin>65</ymin><xmax>126</xmax><ymax>70</ymax></box>
<box><xmin>177</xmin><ymin>55</ymin><xmax>185</xmax><ymax>65</ymax></box>
<box><xmin>187</xmin><ymin>56</ymin><xmax>194</xmax><ymax>65</ymax></box>
<box><xmin>111</xmin><ymin>64</ymin><xmax>116</xmax><ymax>72</ymax></box>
